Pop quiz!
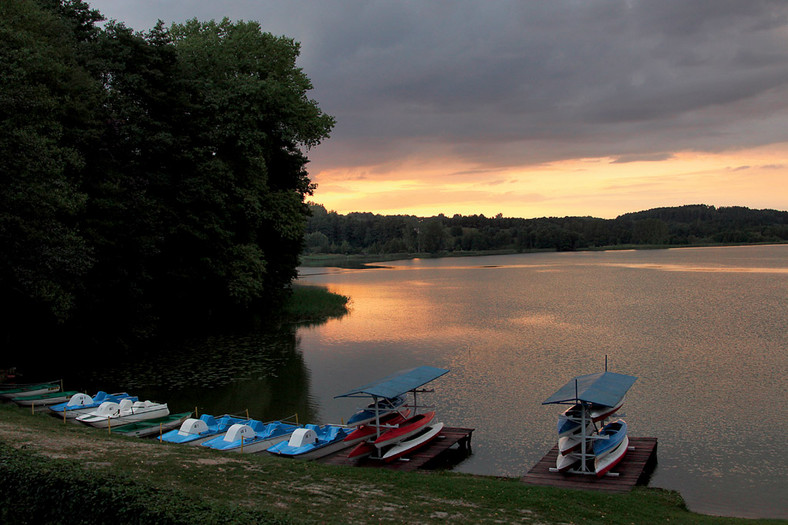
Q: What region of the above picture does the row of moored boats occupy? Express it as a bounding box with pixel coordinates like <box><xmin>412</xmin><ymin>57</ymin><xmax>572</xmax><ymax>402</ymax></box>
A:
<box><xmin>1</xmin><ymin>380</ymin><xmax>445</xmax><ymax>462</ymax></box>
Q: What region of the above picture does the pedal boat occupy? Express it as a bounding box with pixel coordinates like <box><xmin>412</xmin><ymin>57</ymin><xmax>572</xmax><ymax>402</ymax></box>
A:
<box><xmin>76</xmin><ymin>399</ymin><xmax>169</xmax><ymax>428</ymax></box>
<box><xmin>49</xmin><ymin>392</ymin><xmax>137</xmax><ymax>419</ymax></box>
<box><xmin>267</xmin><ymin>424</ymin><xmax>360</xmax><ymax>460</ymax></box>
<box><xmin>159</xmin><ymin>414</ymin><xmax>249</xmax><ymax>445</ymax></box>
<box><xmin>201</xmin><ymin>420</ymin><xmax>299</xmax><ymax>453</ymax></box>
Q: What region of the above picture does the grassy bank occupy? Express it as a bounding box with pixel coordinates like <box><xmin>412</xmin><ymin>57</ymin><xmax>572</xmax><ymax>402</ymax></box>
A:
<box><xmin>0</xmin><ymin>405</ymin><xmax>780</xmax><ymax>524</ymax></box>
<box><xmin>282</xmin><ymin>285</ymin><xmax>350</xmax><ymax>323</ymax></box>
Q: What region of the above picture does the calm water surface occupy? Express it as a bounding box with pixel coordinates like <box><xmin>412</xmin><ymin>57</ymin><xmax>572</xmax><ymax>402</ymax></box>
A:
<box><xmin>296</xmin><ymin>245</ymin><xmax>787</xmax><ymax>519</ymax></box>
<box><xmin>52</xmin><ymin>245</ymin><xmax>786</xmax><ymax>519</ymax></box>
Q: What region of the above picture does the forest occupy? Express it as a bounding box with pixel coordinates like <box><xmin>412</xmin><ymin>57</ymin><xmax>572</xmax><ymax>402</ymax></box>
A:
<box><xmin>304</xmin><ymin>204</ymin><xmax>788</xmax><ymax>256</ymax></box>
<box><xmin>1</xmin><ymin>0</ymin><xmax>333</xmax><ymax>344</ymax></box>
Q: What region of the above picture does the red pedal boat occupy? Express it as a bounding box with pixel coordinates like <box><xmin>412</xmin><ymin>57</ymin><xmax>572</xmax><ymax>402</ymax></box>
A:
<box><xmin>343</xmin><ymin>409</ymin><xmax>410</xmax><ymax>442</ymax></box>
<box><xmin>373</xmin><ymin>411</ymin><xmax>435</xmax><ymax>448</ymax></box>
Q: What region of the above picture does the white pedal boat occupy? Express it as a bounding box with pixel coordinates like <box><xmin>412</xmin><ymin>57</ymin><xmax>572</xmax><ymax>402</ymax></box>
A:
<box><xmin>76</xmin><ymin>399</ymin><xmax>169</xmax><ymax>428</ymax></box>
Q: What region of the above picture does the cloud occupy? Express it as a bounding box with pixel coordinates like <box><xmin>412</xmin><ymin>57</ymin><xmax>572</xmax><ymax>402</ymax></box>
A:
<box><xmin>86</xmin><ymin>0</ymin><xmax>788</xmax><ymax>216</ymax></box>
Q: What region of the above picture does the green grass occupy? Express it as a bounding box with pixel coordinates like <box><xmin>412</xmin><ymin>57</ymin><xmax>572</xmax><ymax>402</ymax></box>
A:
<box><xmin>0</xmin><ymin>405</ymin><xmax>782</xmax><ymax>524</ymax></box>
<box><xmin>282</xmin><ymin>285</ymin><xmax>350</xmax><ymax>323</ymax></box>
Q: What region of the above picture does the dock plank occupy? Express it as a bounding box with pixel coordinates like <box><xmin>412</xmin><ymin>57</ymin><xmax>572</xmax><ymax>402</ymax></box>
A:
<box><xmin>521</xmin><ymin>437</ymin><xmax>657</xmax><ymax>493</ymax></box>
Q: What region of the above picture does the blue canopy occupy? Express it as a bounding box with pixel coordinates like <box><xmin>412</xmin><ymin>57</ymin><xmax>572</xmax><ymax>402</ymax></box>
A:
<box><xmin>335</xmin><ymin>366</ymin><xmax>449</xmax><ymax>399</ymax></box>
<box><xmin>542</xmin><ymin>371</ymin><xmax>637</xmax><ymax>407</ymax></box>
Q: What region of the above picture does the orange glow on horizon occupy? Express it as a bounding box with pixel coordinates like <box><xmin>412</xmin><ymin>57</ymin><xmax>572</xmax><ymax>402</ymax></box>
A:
<box><xmin>309</xmin><ymin>143</ymin><xmax>788</xmax><ymax>218</ymax></box>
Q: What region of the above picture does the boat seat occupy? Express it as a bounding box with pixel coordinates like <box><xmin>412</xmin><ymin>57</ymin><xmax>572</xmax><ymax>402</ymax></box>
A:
<box><xmin>95</xmin><ymin>401</ymin><xmax>120</xmax><ymax>417</ymax></box>
<box><xmin>224</xmin><ymin>423</ymin><xmax>255</xmax><ymax>443</ymax></box>
<box><xmin>288</xmin><ymin>428</ymin><xmax>318</xmax><ymax>447</ymax></box>
<box><xmin>67</xmin><ymin>393</ymin><xmax>93</xmax><ymax>407</ymax></box>
<box><xmin>179</xmin><ymin>418</ymin><xmax>208</xmax><ymax>436</ymax></box>
<box><xmin>249</xmin><ymin>420</ymin><xmax>266</xmax><ymax>433</ymax></box>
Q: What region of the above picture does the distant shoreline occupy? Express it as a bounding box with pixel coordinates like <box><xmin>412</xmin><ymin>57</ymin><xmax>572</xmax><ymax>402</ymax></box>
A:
<box><xmin>300</xmin><ymin>241</ymin><xmax>787</xmax><ymax>269</ymax></box>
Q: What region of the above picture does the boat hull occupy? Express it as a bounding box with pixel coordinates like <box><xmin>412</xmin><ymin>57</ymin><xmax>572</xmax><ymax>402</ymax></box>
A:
<box><xmin>0</xmin><ymin>382</ymin><xmax>61</xmax><ymax>399</ymax></box>
<box><xmin>221</xmin><ymin>434</ymin><xmax>293</xmax><ymax>454</ymax></box>
<box><xmin>592</xmin><ymin>419</ymin><xmax>628</xmax><ymax>459</ymax></box>
<box><xmin>382</xmin><ymin>422</ymin><xmax>444</xmax><ymax>462</ymax></box>
<box><xmin>595</xmin><ymin>435</ymin><xmax>629</xmax><ymax>477</ymax></box>
<box><xmin>12</xmin><ymin>391</ymin><xmax>78</xmax><ymax>407</ymax></box>
<box><xmin>78</xmin><ymin>405</ymin><xmax>169</xmax><ymax>428</ymax></box>
<box><xmin>112</xmin><ymin>413</ymin><xmax>191</xmax><ymax>438</ymax></box>
<box><xmin>271</xmin><ymin>437</ymin><xmax>357</xmax><ymax>460</ymax></box>
<box><xmin>374</xmin><ymin>412</ymin><xmax>435</xmax><ymax>448</ymax></box>
<box><xmin>555</xmin><ymin>451</ymin><xmax>580</xmax><ymax>472</ymax></box>
<box><xmin>343</xmin><ymin>409</ymin><xmax>410</xmax><ymax>442</ymax></box>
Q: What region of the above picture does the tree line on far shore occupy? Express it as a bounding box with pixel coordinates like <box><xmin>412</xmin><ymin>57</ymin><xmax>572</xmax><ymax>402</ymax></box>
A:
<box><xmin>304</xmin><ymin>204</ymin><xmax>788</xmax><ymax>255</ymax></box>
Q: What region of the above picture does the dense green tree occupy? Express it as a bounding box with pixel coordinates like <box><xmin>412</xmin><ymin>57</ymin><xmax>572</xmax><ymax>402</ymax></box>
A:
<box><xmin>2</xmin><ymin>2</ymin><xmax>334</xmax><ymax>346</ymax></box>
<box><xmin>161</xmin><ymin>18</ymin><xmax>334</xmax><ymax>316</ymax></box>
<box><xmin>0</xmin><ymin>0</ymin><xmax>97</xmax><ymax>326</ymax></box>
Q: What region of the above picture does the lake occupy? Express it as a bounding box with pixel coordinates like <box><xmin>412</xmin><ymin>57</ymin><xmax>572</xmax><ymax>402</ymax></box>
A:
<box><xmin>293</xmin><ymin>245</ymin><xmax>787</xmax><ymax>520</ymax></box>
<box><xmin>47</xmin><ymin>244</ymin><xmax>787</xmax><ymax>519</ymax></box>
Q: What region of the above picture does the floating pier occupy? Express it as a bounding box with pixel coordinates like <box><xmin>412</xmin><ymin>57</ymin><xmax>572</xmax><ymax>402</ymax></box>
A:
<box><xmin>521</xmin><ymin>437</ymin><xmax>658</xmax><ymax>493</ymax></box>
<box><xmin>318</xmin><ymin>426</ymin><xmax>473</xmax><ymax>472</ymax></box>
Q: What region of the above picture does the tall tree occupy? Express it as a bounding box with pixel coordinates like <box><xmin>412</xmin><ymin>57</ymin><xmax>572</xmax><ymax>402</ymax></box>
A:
<box><xmin>0</xmin><ymin>0</ymin><xmax>97</xmax><ymax>329</ymax></box>
<box><xmin>162</xmin><ymin>18</ymin><xmax>334</xmax><ymax>315</ymax></box>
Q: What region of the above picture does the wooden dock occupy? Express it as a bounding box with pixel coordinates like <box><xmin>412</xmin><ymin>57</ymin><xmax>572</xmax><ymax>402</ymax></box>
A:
<box><xmin>521</xmin><ymin>437</ymin><xmax>658</xmax><ymax>493</ymax></box>
<box><xmin>317</xmin><ymin>427</ymin><xmax>474</xmax><ymax>472</ymax></box>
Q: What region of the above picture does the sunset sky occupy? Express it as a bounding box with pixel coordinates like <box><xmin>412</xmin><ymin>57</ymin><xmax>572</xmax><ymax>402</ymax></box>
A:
<box><xmin>86</xmin><ymin>1</ymin><xmax>788</xmax><ymax>219</ymax></box>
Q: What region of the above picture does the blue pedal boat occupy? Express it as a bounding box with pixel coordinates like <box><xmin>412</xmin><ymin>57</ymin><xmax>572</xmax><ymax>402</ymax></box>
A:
<box><xmin>159</xmin><ymin>414</ymin><xmax>248</xmax><ymax>445</ymax></box>
<box><xmin>201</xmin><ymin>420</ymin><xmax>299</xmax><ymax>453</ymax></box>
<box><xmin>267</xmin><ymin>424</ymin><xmax>359</xmax><ymax>460</ymax></box>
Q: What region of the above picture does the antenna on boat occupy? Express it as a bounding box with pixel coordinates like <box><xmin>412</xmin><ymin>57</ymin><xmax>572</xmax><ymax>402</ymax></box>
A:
<box><xmin>605</xmin><ymin>354</ymin><xmax>608</xmax><ymax>372</ymax></box>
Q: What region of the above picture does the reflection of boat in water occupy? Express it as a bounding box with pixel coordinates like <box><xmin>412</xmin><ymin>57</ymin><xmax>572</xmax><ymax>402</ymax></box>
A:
<box><xmin>381</xmin><ymin>422</ymin><xmax>444</xmax><ymax>462</ymax></box>
<box><xmin>49</xmin><ymin>392</ymin><xmax>137</xmax><ymax>419</ymax></box>
<box><xmin>160</xmin><ymin>414</ymin><xmax>248</xmax><ymax>445</ymax></box>
<box><xmin>202</xmin><ymin>420</ymin><xmax>300</xmax><ymax>453</ymax></box>
<box><xmin>111</xmin><ymin>412</ymin><xmax>192</xmax><ymax>438</ymax></box>
<box><xmin>267</xmin><ymin>424</ymin><xmax>360</xmax><ymax>460</ymax></box>
<box><xmin>76</xmin><ymin>399</ymin><xmax>169</xmax><ymax>428</ymax></box>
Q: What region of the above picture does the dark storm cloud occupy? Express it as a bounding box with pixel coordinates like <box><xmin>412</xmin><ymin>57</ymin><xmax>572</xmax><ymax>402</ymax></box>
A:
<box><xmin>89</xmin><ymin>0</ymin><xmax>788</xmax><ymax>171</ymax></box>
